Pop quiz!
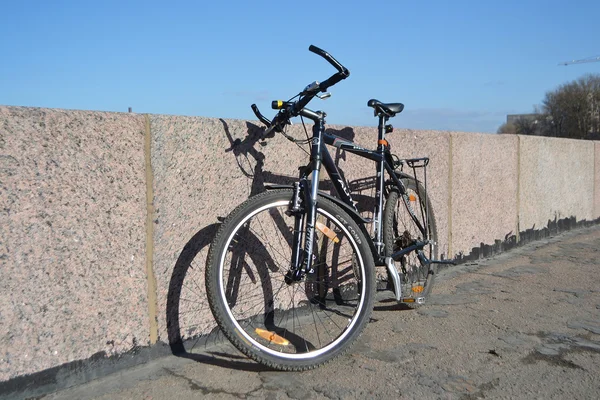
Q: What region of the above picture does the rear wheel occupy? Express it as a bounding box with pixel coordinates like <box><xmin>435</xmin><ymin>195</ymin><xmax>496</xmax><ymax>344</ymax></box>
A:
<box><xmin>383</xmin><ymin>178</ymin><xmax>438</xmax><ymax>303</ymax></box>
<box><xmin>205</xmin><ymin>189</ymin><xmax>376</xmax><ymax>370</ymax></box>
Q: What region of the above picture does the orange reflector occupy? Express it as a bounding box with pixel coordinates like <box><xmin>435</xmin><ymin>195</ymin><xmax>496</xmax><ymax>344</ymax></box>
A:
<box><xmin>408</xmin><ymin>194</ymin><xmax>417</xmax><ymax>202</ymax></box>
<box><xmin>412</xmin><ymin>285</ymin><xmax>424</xmax><ymax>293</ymax></box>
<box><xmin>316</xmin><ymin>221</ymin><xmax>339</xmax><ymax>243</ymax></box>
<box><xmin>255</xmin><ymin>328</ymin><xmax>290</xmax><ymax>346</ymax></box>
<box><xmin>378</xmin><ymin>139</ymin><xmax>389</xmax><ymax>146</ymax></box>
<box><xmin>403</xmin><ymin>298</ymin><xmax>415</xmax><ymax>303</ymax></box>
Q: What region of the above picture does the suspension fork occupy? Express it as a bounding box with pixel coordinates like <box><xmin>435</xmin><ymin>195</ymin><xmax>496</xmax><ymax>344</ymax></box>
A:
<box><xmin>303</xmin><ymin>117</ymin><xmax>325</xmax><ymax>273</ymax></box>
<box><xmin>286</xmin><ymin>115</ymin><xmax>325</xmax><ymax>283</ymax></box>
<box><xmin>288</xmin><ymin>181</ymin><xmax>304</xmax><ymax>274</ymax></box>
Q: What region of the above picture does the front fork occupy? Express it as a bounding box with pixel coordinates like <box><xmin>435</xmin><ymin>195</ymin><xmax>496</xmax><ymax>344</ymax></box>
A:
<box><xmin>285</xmin><ymin>170</ymin><xmax>322</xmax><ymax>284</ymax></box>
<box><xmin>286</xmin><ymin>181</ymin><xmax>307</xmax><ymax>283</ymax></box>
<box><xmin>285</xmin><ymin>119</ymin><xmax>324</xmax><ymax>284</ymax></box>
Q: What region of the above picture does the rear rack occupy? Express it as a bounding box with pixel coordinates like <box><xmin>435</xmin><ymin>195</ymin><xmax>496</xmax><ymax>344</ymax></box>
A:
<box><xmin>404</xmin><ymin>157</ymin><xmax>429</xmax><ymax>169</ymax></box>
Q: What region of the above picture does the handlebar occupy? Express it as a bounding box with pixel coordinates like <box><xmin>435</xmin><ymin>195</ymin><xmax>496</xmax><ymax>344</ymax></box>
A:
<box><xmin>252</xmin><ymin>45</ymin><xmax>350</xmax><ymax>138</ymax></box>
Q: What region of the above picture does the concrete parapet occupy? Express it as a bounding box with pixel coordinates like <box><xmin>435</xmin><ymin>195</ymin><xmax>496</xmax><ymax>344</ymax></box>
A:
<box><xmin>450</xmin><ymin>132</ymin><xmax>519</xmax><ymax>258</ymax></box>
<box><xmin>0</xmin><ymin>106</ymin><xmax>148</xmax><ymax>382</ymax></box>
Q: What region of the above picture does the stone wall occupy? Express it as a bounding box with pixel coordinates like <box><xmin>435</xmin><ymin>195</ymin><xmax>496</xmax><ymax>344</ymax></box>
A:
<box><xmin>1</xmin><ymin>105</ymin><xmax>598</xmax><ymax>390</ymax></box>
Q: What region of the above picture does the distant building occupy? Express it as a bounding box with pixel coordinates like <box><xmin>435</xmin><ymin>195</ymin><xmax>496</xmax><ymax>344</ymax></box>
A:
<box><xmin>506</xmin><ymin>114</ymin><xmax>541</xmax><ymax>125</ymax></box>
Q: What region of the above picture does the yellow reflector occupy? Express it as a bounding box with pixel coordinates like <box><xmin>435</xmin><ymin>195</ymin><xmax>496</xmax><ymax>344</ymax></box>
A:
<box><xmin>316</xmin><ymin>221</ymin><xmax>340</xmax><ymax>243</ymax></box>
<box><xmin>255</xmin><ymin>328</ymin><xmax>290</xmax><ymax>346</ymax></box>
<box><xmin>408</xmin><ymin>194</ymin><xmax>417</xmax><ymax>202</ymax></box>
<box><xmin>412</xmin><ymin>285</ymin><xmax>424</xmax><ymax>293</ymax></box>
<box><xmin>403</xmin><ymin>298</ymin><xmax>415</xmax><ymax>303</ymax></box>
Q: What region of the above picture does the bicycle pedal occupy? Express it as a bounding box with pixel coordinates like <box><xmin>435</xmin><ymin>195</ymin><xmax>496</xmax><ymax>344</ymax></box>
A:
<box><xmin>400</xmin><ymin>297</ymin><xmax>426</xmax><ymax>305</ymax></box>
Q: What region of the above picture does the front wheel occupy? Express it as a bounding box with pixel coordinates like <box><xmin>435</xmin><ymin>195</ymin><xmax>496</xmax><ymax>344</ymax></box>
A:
<box><xmin>383</xmin><ymin>178</ymin><xmax>438</xmax><ymax>303</ymax></box>
<box><xmin>205</xmin><ymin>189</ymin><xmax>376</xmax><ymax>371</ymax></box>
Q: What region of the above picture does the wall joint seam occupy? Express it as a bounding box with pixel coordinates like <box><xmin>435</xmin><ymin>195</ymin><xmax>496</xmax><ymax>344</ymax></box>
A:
<box><xmin>447</xmin><ymin>134</ymin><xmax>453</xmax><ymax>259</ymax></box>
<box><xmin>516</xmin><ymin>135</ymin><xmax>521</xmax><ymax>243</ymax></box>
<box><xmin>144</xmin><ymin>114</ymin><xmax>159</xmax><ymax>344</ymax></box>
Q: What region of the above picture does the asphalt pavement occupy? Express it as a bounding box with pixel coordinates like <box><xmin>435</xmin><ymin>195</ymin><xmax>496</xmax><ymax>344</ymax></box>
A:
<box><xmin>47</xmin><ymin>225</ymin><xmax>600</xmax><ymax>400</ymax></box>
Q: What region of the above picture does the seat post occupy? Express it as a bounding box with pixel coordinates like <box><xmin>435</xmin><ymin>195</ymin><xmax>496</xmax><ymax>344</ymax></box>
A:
<box><xmin>373</xmin><ymin>112</ymin><xmax>388</xmax><ymax>253</ymax></box>
<box><xmin>377</xmin><ymin>114</ymin><xmax>388</xmax><ymax>150</ymax></box>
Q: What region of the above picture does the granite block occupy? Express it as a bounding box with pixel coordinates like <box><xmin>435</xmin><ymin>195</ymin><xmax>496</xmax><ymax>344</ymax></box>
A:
<box><xmin>450</xmin><ymin>132</ymin><xmax>518</xmax><ymax>257</ymax></box>
<box><xmin>518</xmin><ymin>135</ymin><xmax>595</xmax><ymax>231</ymax></box>
<box><xmin>0</xmin><ymin>106</ymin><xmax>148</xmax><ymax>381</ymax></box>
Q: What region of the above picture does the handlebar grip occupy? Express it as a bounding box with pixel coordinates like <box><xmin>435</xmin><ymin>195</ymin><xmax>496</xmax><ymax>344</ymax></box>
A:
<box><xmin>308</xmin><ymin>45</ymin><xmax>349</xmax><ymax>76</ymax></box>
<box><xmin>251</xmin><ymin>104</ymin><xmax>271</xmax><ymax>127</ymax></box>
<box><xmin>308</xmin><ymin>44</ymin><xmax>327</xmax><ymax>58</ymax></box>
<box><xmin>319</xmin><ymin>72</ymin><xmax>349</xmax><ymax>92</ymax></box>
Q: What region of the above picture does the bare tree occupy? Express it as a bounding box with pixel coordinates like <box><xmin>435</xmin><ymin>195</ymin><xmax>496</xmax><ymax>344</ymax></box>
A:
<box><xmin>540</xmin><ymin>74</ymin><xmax>600</xmax><ymax>139</ymax></box>
<box><xmin>514</xmin><ymin>117</ymin><xmax>538</xmax><ymax>135</ymax></box>
<box><xmin>497</xmin><ymin>122</ymin><xmax>517</xmax><ymax>134</ymax></box>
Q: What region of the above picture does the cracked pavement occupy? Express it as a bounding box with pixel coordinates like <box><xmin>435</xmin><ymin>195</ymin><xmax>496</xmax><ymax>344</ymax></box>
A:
<box><xmin>47</xmin><ymin>226</ymin><xmax>600</xmax><ymax>399</ymax></box>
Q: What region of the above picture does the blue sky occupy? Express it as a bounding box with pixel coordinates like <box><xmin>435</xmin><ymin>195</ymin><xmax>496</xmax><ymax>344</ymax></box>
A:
<box><xmin>1</xmin><ymin>0</ymin><xmax>599</xmax><ymax>133</ymax></box>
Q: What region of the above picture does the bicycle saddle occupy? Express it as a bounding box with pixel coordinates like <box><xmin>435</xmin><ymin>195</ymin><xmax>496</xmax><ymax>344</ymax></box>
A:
<box><xmin>367</xmin><ymin>99</ymin><xmax>404</xmax><ymax>117</ymax></box>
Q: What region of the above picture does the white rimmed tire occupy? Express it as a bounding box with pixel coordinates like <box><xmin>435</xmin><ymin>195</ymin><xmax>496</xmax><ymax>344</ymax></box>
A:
<box><xmin>205</xmin><ymin>189</ymin><xmax>375</xmax><ymax>370</ymax></box>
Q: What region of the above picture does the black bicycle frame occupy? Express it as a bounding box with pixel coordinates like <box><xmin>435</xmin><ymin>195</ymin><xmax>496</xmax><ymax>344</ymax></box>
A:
<box><xmin>290</xmin><ymin>108</ymin><xmax>427</xmax><ymax>276</ymax></box>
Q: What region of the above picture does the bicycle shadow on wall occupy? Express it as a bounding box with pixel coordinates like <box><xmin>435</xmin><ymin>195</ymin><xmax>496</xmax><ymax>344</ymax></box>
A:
<box><xmin>165</xmin><ymin>222</ymin><xmax>259</xmax><ymax>369</ymax></box>
<box><xmin>222</xmin><ymin>119</ymin><xmax>299</xmax><ymax>197</ymax></box>
<box><xmin>165</xmin><ymin>119</ymin><xmax>294</xmax><ymax>371</ymax></box>
<box><xmin>165</xmin><ymin>119</ymin><xmax>309</xmax><ymax>369</ymax></box>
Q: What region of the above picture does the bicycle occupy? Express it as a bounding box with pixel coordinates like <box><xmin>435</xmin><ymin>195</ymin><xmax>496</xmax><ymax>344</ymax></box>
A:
<box><xmin>205</xmin><ymin>45</ymin><xmax>451</xmax><ymax>371</ymax></box>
